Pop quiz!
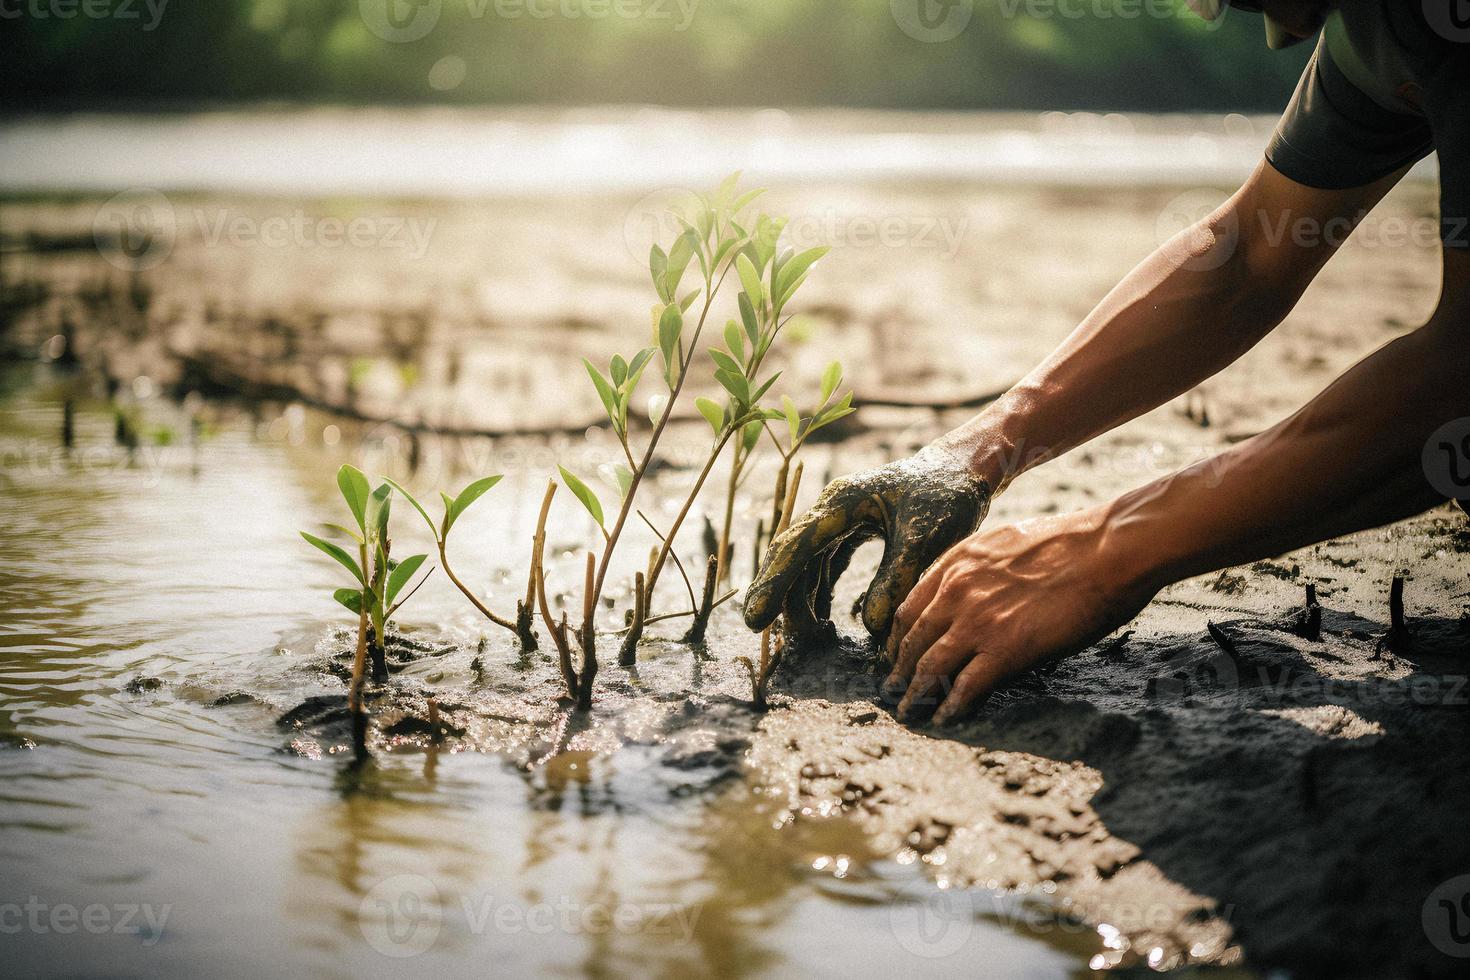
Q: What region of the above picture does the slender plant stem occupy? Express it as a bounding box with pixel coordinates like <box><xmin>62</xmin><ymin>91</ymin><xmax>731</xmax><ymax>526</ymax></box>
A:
<box><xmin>590</xmin><ymin>263</ymin><xmax>732</xmax><ymax>607</ymax></box>
<box><xmin>644</xmin><ymin>428</ymin><xmax>735</xmax><ymax>603</ymax></box>
<box><xmin>715</xmin><ymin>443</ymin><xmax>744</xmax><ymax>587</ymax></box>
<box><xmin>439</xmin><ymin>539</ymin><xmax>518</xmax><ymax>631</ymax></box>
<box><xmin>637</xmin><ymin>510</ymin><xmax>697</xmax><ymax>611</ymax></box>
<box><xmin>526</xmin><ymin>480</ymin><xmax>557</xmax><ymax>613</ymax></box>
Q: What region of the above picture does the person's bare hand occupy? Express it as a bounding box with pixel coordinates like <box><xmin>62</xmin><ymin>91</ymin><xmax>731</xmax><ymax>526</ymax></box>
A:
<box><xmin>882</xmin><ymin>507</ymin><xmax>1159</xmax><ymax>725</ymax></box>
<box><xmin>743</xmin><ymin>447</ymin><xmax>991</xmax><ymax>640</ymax></box>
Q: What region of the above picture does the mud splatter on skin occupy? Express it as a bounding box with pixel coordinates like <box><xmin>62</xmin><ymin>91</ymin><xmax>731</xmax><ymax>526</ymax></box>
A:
<box><xmin>745</xmin><ymin>449</ymin><xmax>990</xmax><ymax>640</ymax></box>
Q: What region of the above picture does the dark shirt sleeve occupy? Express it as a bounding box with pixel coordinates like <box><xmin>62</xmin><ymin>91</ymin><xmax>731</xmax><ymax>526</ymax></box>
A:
<box><xmin>1266</xmin><ymin>36</ymin><xmax>1434</xmax><ymax>194</ymax></box>
<box><xmin>1421</xmin><ymin>53</ymin><xmax>1470</xmax><ymax>249</ymax></box>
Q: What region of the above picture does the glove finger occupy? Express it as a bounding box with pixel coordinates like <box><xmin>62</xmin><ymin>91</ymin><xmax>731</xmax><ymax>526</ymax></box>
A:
<box><xmin>744</xmin><ymin>487</ymin><xmax>882</xmax><ymax>630</ymax></box>
<box><xmin>861</xmin><ymin>503</ymin><xmax>973</xmax><ymax>640</ymax></box>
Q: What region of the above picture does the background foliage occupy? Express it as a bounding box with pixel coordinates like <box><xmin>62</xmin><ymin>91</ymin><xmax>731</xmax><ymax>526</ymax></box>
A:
<box><xmin>3</xmin><ymin>0</ymin><xmax>1309</xmax><ymax>111</ymax></box>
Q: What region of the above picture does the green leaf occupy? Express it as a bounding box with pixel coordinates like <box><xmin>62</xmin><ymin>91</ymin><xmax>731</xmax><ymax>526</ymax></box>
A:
<box><xmin>649</xmin><ymin>243</ymin><xmax>668</xmax><ymax>298</ymax></box>
<box><xmin>657</xmin><ymin>304</ymin><xmax>683</xmax><ymax>382</ymax></box>
<box><xmin>812</xmin><ymin>391</ymin><xmax>856</xmax><ymax>431</ymax></box>
<box><xmin>678</xmin><ymin>289</ymin><xmax>701</xmax><ymax>313</ymax></box>
<box><xmin>668</xmin><ymin>227</ymin><xmax>699</xmax><ymax>280</ymax></box>
<box><xmin>385</xmin><ymin>553</ymin><xmax>427</xmax><ymax>606</ymax></box>
<box><xmin>750</xmin><ymin>371</ymin><xmax>782</xmax><ymax>406</ymax></box>
<box><xmin>325</xmin><ymin>522</ymin><xmax>365</xmax><ymax>545</ymax></box>
<box><xmin>731</xmin><ymin>187</ymin><xmax>766</xmax><ymax>213</ymax></box>
<box><xmin>367</xmin><ymin>483</ymin><xmax>393</xmax><ymax>539</ymax></box>
<box><xmin>695</xmin><ymin>396</ymin><xmax>726</xmax><ymax>434</ymax></box>
<box><xmin>736</xmin><ymin>253</ymin><xmax>764</xmax><ymax>307</ymax></box>
<box><xmin>381</xmin><ymin>478</ymin><xmax>436</xmax><ymax>539</ymax></box>
<box><xmin>724</xmin><ymin>320</ymin><xmax>745</xmax><ymax>363</ymax></box>
<box><xmin>820</xmin><ymin>361</ymin><xmax>842</xmax><ymax>405</ymax></box>
<box><xmin>713</xmin><ymin>171</ymin><xmax>741</xmax><ymax>208</ymax></box>
<box><xmin>610</xmin><ymin>354</ymin><xmax>628</xmax><ymax>387</ymax></box>
<box><xmin>715</xmin><ymin>369</ymin><xmax>751</xmax><ymax>407</ymax></box>
<box><xmin>558</xmin><ymin>465</ymin><xmax>604</xmax><ymax>529</ymax></box>
<box><xmin>333</xmin><ymin>588</ymin><xmax>363</xmax><ymax>615</ymax></box>
<box><xmin>738</xmin><ymin>292</ymin><xmax>759</xmax><ymax>345</ymax></box>
<box><xmin>778</xmin><ymin>271</ymin><xmax>812</xmax><ymax>308</ymax></box>
<box><xmin>301</xmin><ymin>531</ymin><xmax>366</xmax><ymax>585</ymax></box>
<box><xmin>770</xmin><ymin>246</ymin><xmax>791</xmax><ymax>293</ymax></box>
<box><xmin>612</xmin><ymin>463</ymin><xmax>633</xmax><ymax>499</ymax></box>
<box><xmin>783</xmin><ymin>394</ymin><xmax>801</xmax><ymax>445</ymax></box>
<box><xmin>444</xmin><ymin>475</ymin><xmax>503</xmax><ymax>535</ymax></box>
<box><xmin>337</xmin><ymin>465</ymin><xmax>370</xmax><ymax>532</ymax></box>
<box><xmin>741</xmin><ymin>418</ymin><xmax>763</xmax><ymax>452</ymax></box>
<box><xmin>584</xmin><ymin>359</ymin><xmax>620</xmax><ymax>427</ymax></box>
<box><xmin>625</xmin><ymin>347</ymin><xmax>655</xmax><ymax>391</ymax></box>
<box><xmin>778</xmin><ymin>246</ymin><xmax>827</xmax><ymax>302</ymax></box>
<box><xmin>708</xmin><ymin>348</ymin><xmax>743</xmax><ymax>376</ymax></box>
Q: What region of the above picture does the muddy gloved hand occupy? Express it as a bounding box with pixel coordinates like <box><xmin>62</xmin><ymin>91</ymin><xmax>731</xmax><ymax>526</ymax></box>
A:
<box><xmin>743</xmin><ymin>447</ymin><xmax>991</xmax><ymax>651</ymax></box>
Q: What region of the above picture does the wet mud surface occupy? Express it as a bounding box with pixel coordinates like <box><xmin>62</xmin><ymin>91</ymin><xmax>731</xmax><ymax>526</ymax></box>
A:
<box><xmin>176</xmin><ymin>536</ymin><xmax>1470</xmax><ymax>978</ymax></box>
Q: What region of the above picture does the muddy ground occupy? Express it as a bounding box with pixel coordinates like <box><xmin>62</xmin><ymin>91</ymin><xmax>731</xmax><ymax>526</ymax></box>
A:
<box><xmin>4</xmin><ymin>180</ymin><xmax>1469</xmax><ymax>976</ymax></box>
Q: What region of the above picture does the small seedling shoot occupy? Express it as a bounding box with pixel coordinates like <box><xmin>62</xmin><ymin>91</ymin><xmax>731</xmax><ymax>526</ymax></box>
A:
<box><xmin>384</xmin><ymin>474</ymin><xmax>543</xmax><ymax>650</ymax></box>
<box><xmin>300</xmin><ymin>465</ymin><xmax>431</xmax><ymax>758</ymax></box>
<box><xmin>547</xmin><ymin>172</ymin><xmax>837</xmax><ymax>694</ymax></box>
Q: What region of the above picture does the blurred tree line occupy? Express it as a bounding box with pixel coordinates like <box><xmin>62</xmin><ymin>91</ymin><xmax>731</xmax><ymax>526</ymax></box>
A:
<box><xmin>2</xmin><ymin>0</ymin><xmax>1308</xmax><ymax>111</ymax></box>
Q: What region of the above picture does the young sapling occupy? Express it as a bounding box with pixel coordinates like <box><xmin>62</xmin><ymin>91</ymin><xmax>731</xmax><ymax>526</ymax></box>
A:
<box><xmin>300</xmin><ymin>465</ymin><xmax>431</xmax><ymax>758</ymax></box>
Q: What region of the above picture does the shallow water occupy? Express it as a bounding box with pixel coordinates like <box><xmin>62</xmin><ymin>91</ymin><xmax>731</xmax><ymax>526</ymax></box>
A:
<box><xmin>0</xmin><ymin>365</ymin><xmax>1100</xmax><ymax>977</ymax></box>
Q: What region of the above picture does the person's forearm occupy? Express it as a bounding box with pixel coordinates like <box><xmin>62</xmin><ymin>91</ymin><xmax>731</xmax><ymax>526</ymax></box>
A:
<box><xmin>1103</xmin><ymin>314</ymin><xmax>1469</xmax><ymax>589</ymax></box>
<box><xmin>935</xmin><ymin>210</ymin><xmax>1306</xmax><ymax>491</ymax></box>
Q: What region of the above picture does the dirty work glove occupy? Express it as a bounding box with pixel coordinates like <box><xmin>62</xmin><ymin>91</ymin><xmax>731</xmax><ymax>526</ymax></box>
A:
<box><xmin>743</xmin><ymin>447</ymin><xmax>991</xmax><ymax>649</ymax></box>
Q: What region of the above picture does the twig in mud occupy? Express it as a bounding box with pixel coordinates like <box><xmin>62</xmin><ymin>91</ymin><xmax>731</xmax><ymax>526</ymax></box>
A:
<box><xmin>737</xmin><ymin>627</ymin><xmax>785</xmax><ymax>711</ymax></box>
<box><xmin>1377</xmin><ymin>574</ymin><xmax>1414</xmax><ymax>656</ymax></box>
<box><xmin>537</xmin><ymin>565</ymin><xmax>578</xmax><ymax>700</ymax></box>
<box><xmin>517</xmin><ymin>481</ymin><xmax>557</xmax><ymax>650</ymax></box>
<box><xmin>682</xmin><ymin>555</ymin><xmax>720</xmax><ymax>644</ymax></box>
<box><xmin>619</xmin><ymin>572</ymin><xmax>646</xmax><ymax>667</ymax></box>
<box><xmin>1293</xmin><ymin>583</ymin><xmax>1322</xmax><ymax>642</ymax></box>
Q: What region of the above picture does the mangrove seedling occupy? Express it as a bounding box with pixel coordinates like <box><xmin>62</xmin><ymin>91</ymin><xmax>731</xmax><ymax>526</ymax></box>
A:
<box><xmin>384</xmin><ymin>474</ymin><xmax>542</xmax><ymax>649</ymax></box>
<box><xmin>301</xmin><ymin>465</ymin><xmax>431</xmax><ymax>758</ymax></box>
<box><xmin>553</xmin><ymin>174</ymin><xmax>825</xmax><ymax>680</ymax></box>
